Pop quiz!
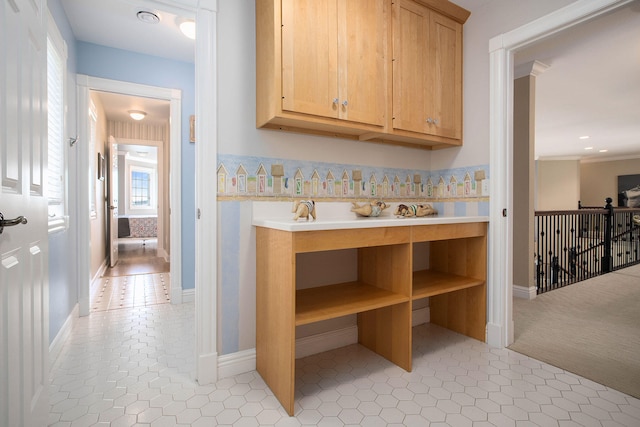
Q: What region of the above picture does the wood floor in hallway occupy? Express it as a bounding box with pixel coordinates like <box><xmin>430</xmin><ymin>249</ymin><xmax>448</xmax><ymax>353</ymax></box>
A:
<box><xmin>91</xmin><ymin>238</ymin><xmax>171</xmax><ymax>312</ymax></box>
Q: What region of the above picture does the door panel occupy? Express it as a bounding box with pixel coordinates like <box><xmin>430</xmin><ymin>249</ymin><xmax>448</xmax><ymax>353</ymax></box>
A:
<box><xmin>0</xmin><ymin>0</ymin><xmax>49</xmax><ymax>425</ymax></box>
<box><xmin>429</xmin><ymin>13</ymin><xmax>462</xmax><ymax>139</ymax></box>
<box><xmin>108</xmin><ymin>137</ymin><xmax>119</xmax><ymax>267</ymax></box>
<box><xmin>392</xmin><ymin>0</ymin><xmax>429</xmax><ymax>134</ymax></box>
<box><xmin>281</xmin><ymin>0</ymin><xmax>338</xmax><ymax>118</ymax></box>
<box><xmin>339</xmin><ymin>0</ymin><xmax>387</xmax><ymax>126</ymax></box>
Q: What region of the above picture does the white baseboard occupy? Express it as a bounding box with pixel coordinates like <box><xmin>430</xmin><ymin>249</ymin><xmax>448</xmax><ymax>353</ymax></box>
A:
<box><xmin>412</xmin><ymin>307</ymin><xmax>430</xmax><ymax>326</ymax></box>
<box><xmin>197</xmin><ymin>351</ymin><xmax>219</xmax><ymax>385</ymax></box>
<box><xmin>513</xmin><ymin>285</ymin><xmax>536</xmax><ymax>300</ymax></box>
<box><xmin>49</xmin><ymin>303</ymin><xmax>79</xmax><ymax>371</ymax></box>
<box><xmin>93</xmin><ymin>258</ymin><xmax>108</xmax><ymax>284</ymax></box>
<box><xmin>158</xmin><ymin>247</ymin><xmax>169</xmax><ymax>262</ymax></box>
<box><xmin>182</xmin><ymin>288</ymin><xmax>195</xmax><ymax>303</ymax></box>
<box><xmin>295</xmin><ymin>326</ymin><xmax>358</xmax><ymax>359</ymax></box>
<box><xmin>217</xmin><ymin>307</ymin><xmax>432</xmax><ymax>379</ymax></box>
<box><xmin>486</xmin><ymin>322</ymin><xmax>503</xmax><ymax>348</ymax></box>
<box><xmin>218</xmin><ymin>348</ymin><xmax>256</xmax><ymax>379</ymax></box>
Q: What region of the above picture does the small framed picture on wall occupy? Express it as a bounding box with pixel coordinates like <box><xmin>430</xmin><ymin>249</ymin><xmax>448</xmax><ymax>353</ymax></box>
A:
<box><xmin>190</xmin><ymin>115</ymin><xmax>195</xmax><ymax>143</ymax></box>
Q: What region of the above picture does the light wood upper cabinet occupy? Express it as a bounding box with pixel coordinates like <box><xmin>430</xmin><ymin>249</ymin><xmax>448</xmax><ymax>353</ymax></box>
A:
<box><xmin>281</xmin><ymin>0</ymin><xmax>386</xmax><ymax>126</ymax></box>
<box><xmin>258</xmin><ymin>0</ymin><xmax>387</xmax><ymax>133</ymax></box>
<box><xmin>392</xmin><ymin>0</ymin><xmax>463</xmax><ymax>142</ymax></box>
<box><xmin>281</xmin><ymin>0</ymin><xmax>338</xmax><ymax>119</ymax></box>
<box><xmin>256</xmin><ymin>0</ymin><xmax>468</xmax><ymax>149</ymax></box>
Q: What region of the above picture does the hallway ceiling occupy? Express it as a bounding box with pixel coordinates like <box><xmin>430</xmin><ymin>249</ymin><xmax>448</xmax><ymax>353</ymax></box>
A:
<box><xmin>93</xmin><ymin>90</ymin><xmax>170</xmax><ymax>127</ymax></box>
<box><xmin>513</xmin><ymin>0</ymin><xmax>640</xmax><ymax>161</ymax></box>
<box><xmin>61</xmin><ymin>0</ymin><xmax>640</xmax><ymax>161</ymax></box>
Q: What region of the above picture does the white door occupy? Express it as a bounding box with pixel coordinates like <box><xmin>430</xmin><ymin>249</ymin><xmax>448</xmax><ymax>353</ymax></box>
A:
<box><xmin>108</xmin><ymin>136</ymin><xmax>119</xmax><ymax>267</ymax></box>
<box><xmin>0</xmin><ymin>0</ymin><xmax>50</xmax><ymax>426</ymax></box>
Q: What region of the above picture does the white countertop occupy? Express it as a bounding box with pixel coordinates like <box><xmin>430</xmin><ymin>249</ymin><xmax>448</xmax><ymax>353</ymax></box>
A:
<box><xmin>253</xmin><ymin>215</ymin><xmax>488</xmax><ymax>232</ymax></box>
<box><xmin>251</xmin><ymin>201</ymin><xmax>488</xmax><ymax>231</ymax></box>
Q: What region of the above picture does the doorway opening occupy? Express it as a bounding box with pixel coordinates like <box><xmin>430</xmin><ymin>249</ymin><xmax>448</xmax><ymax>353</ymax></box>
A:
<box><xmin>93</xmin><ymin>136</ymin><xmax>171</xmax><ymax>312</ymax></box>
<box><xmin>77</xmin><ymin>75</ymin><xmax>183</xmax><ymax>316</ymax></box>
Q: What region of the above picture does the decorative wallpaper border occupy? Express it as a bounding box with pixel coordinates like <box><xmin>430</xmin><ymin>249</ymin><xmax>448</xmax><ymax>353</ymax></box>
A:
<box><xmin>217</xmin><ymin>154</ymin><xmax>490</xmax><ymax>203</ymax></box>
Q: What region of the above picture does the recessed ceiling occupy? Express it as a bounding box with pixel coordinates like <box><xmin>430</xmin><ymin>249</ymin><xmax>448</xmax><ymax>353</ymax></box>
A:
<box><xmin>514</xmin><ymin>1</ymin><xmax>640</xmax><ymax>161</ymax></box>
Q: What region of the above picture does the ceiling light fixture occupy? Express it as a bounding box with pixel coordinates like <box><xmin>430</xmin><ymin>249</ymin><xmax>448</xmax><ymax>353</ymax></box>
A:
<box><xmin>579</xmin><ymin>135</ymin><xmax>590</xmax><ymax>140</ymax></box>
<box><xmin>137</xmin><ymin>10</ymin><xmax>160</xmax><ymax>24</ymax></box>
<box><xmin>179</xmin><ymin>20</ymin><xmax>196</xmax><ymax>40</ymax></box>
<box><xmin>599</xmin><ymin>149</ymin><xmax>608</xmax><ymax>153</ymax></box>
<box><xmin>584</xmin><ymin>147</ymin><xmax>593</xmax><ymax>150</ymax></box>
<box><xmin>128</xmin><ymin>110</ymin><xmax>147</xmax><ymax>121</ymax></box>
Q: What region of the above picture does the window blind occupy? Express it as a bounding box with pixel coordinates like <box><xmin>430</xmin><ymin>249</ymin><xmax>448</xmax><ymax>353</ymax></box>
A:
<box><xmin>47</xmin><ymin>37</ymin><xmax>64</xmax><ymax>207</ymax></box>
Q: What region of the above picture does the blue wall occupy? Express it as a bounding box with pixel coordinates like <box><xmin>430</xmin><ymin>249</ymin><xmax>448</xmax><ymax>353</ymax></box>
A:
<box><xmin>76</xmin><ymin>42</ymin><xmax>196</xmax><ymax>291</ymax></box>
<box><xmin>48</xmin><ymin>0</ymin><xmax>79</xmax><ymax>343</ymax></box>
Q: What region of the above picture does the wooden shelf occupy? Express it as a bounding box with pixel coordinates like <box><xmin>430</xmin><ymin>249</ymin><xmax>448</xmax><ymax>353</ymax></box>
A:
<box><xmin>296</xmin><ymin>281</ymin><xmax>409</xmax><ymax>326</ymax></box>
<box><xmin>412</xmin><ymin>269</ymin><xmax>484</xmax><ymax>300</ymax></box>
<box><xmin>256</xmin><ymin>220</ymin><xmax>486</xmax><ymax>416</ymax></box>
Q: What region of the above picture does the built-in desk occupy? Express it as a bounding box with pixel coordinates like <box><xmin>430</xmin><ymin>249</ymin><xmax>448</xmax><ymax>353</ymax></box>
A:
<box><xmin>253</xmin><ymin>215</ymin><xmax>488</xmax><ymax>415</ymax></box>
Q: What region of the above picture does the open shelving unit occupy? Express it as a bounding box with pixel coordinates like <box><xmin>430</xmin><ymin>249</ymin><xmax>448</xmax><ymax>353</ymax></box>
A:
<box><xmin>255</xmin><ymin>219</ymin><xmax>487</xmax><ymax>415</ymax></box>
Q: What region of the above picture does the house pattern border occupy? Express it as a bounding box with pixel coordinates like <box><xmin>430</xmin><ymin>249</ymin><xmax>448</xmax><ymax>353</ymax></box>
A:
<box><xmin>217</xmin><ymin>154</ymin><xmax>490</xmax><ymax>202</ymax></box>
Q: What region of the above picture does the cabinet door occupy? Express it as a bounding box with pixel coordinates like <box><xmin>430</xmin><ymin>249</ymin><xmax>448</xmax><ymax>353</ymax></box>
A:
<box><xmin>392</xmin><ymin>0</ymin><xmax>429</xmax><ymax>134</ymax></box>
<box><xmin>428</xmin><ymin>13</ymin><xmax>462</xmax><ymax>139</ymax></box>
<box><xmin>338</xmin><ymin>0</ymin><xmax>387</xmax><ymax>126</ymax></box>
<box><xmin>281</xmin><ymin>0</ymin><xmax>338</xmax><ymax>118</ymax></box>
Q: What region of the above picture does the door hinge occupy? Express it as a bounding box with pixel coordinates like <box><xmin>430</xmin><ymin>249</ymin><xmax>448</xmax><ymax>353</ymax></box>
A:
<box><xmin>197</xmin><ymin>208</ymin><xmax>201</xmax><ymax>219</ymax></box>
<box><xmin>502</xmin><ymin>208</ymin><xmax>507</xmax><ymax>217</ymax></box>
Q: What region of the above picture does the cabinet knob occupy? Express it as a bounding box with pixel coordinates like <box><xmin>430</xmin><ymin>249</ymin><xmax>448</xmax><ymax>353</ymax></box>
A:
<box><xmin>333</xmin><ymin>98</ymin><xmax>339</xmax><ymax>104</ymax></box>
<box><xmin>342</xmin><ymin>100</ymin><xmax>348</xmax><ymax>107</ymax></box>
<box><xmin>426</xmin><ymin>117</ymin><xmax>433</xmax><ymax>124</ymax></box>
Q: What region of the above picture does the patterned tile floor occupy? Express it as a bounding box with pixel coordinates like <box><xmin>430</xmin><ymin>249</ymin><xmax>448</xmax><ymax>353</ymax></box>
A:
<box><xmin>49</xmin><ymin>302</ymin><xmax>640</xmax><ymax>426</ymax></box>
<box><xmin>91</xmin><ymin>273</ymin><xmax>170</xmax><ymax>312</ymax></box>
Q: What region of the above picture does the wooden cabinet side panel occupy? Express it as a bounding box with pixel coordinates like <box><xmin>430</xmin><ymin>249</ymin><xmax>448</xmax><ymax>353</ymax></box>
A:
<box><xmin>255</xmin><ymin>227</ymin><xmax>296</xmax><ymax>415</ymax></box>
<box><xmin>338</xmin><ymin>0</ymin><xmax>388</xmax><ymax>127</ymax></box>
<box><xmin>281</xmin><ymin>0</ymin><xmax>338</xmax><ymax>118</ymax></box>
<box><xmin>256</xmin><ymin>0</ymin><xmax>281</xmax><ymax>127</ymax></box>
<box><xmin>358</xmin><ymin>303</ymin><xmax>412</xmax><ymax>371</ymax></box>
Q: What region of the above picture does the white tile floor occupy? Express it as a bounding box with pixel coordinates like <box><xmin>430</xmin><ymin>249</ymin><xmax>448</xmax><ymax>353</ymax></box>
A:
<box><xmin>49</xmin><ymin>302</ymin><xmax>640</xmax><ymax>426</ymax></box>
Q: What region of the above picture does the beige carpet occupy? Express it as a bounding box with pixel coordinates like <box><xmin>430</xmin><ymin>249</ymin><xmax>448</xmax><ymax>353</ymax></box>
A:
<box><xmin>510</xmin><ymin>263</ymin><xmax>640</xmax><ymax>399</ymax></box>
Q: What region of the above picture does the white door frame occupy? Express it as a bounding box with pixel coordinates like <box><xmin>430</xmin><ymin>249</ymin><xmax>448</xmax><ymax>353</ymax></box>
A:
<box><xmin>75</xmin><ymin>0</ymin><xmax>219</xmax><ymax>385</ymax></box>
<box><xmin>487</xmin><ymin>0</ymin><xmax>631</xmax><ymax>348</ymax></box>
<box><xmin>113</xmin><ymin>138</ymin><xmax>165</xmax><ymax>259</ymax></box>
<box><xmin>76</xmin><ymin>75</ymin><xmax>183</xmax><ymax>314</ymax></box>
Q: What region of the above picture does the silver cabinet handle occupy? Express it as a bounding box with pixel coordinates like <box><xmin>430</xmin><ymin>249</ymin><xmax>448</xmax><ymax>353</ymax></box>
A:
<box><xmin>0</xmin><ymin>212</ymin><xmax>28</xmax><ymax>235</ymax></box>
<box><xmin>342</xmin><ymin>100</ymin><xmax>348</xmax><ymax>107</ymax></box>
<box><xmin>333</xmin><ymin>98</ymin><xmax>339</xmax><ymax>104</ymax></box>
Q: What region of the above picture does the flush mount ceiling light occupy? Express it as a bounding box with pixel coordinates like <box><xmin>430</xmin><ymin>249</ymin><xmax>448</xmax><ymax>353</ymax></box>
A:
<box><xmin>579</xmin><ymin>135</ymin><xmax>590</xmax><ymax>140</ymax></box>
<box><xmin>179</xmin><ymin>20</ymin><xmax>196</xmax><ymax>40</ymax></box>
<box><xmin>137</xmin><ymin>10</ymin><xmax>160</xmax><ymax>24</ymax></box>
<box><xmin>128</xmin><ymin>110</ymin><xmax>147</xmax><ymax>121</ymax></box>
